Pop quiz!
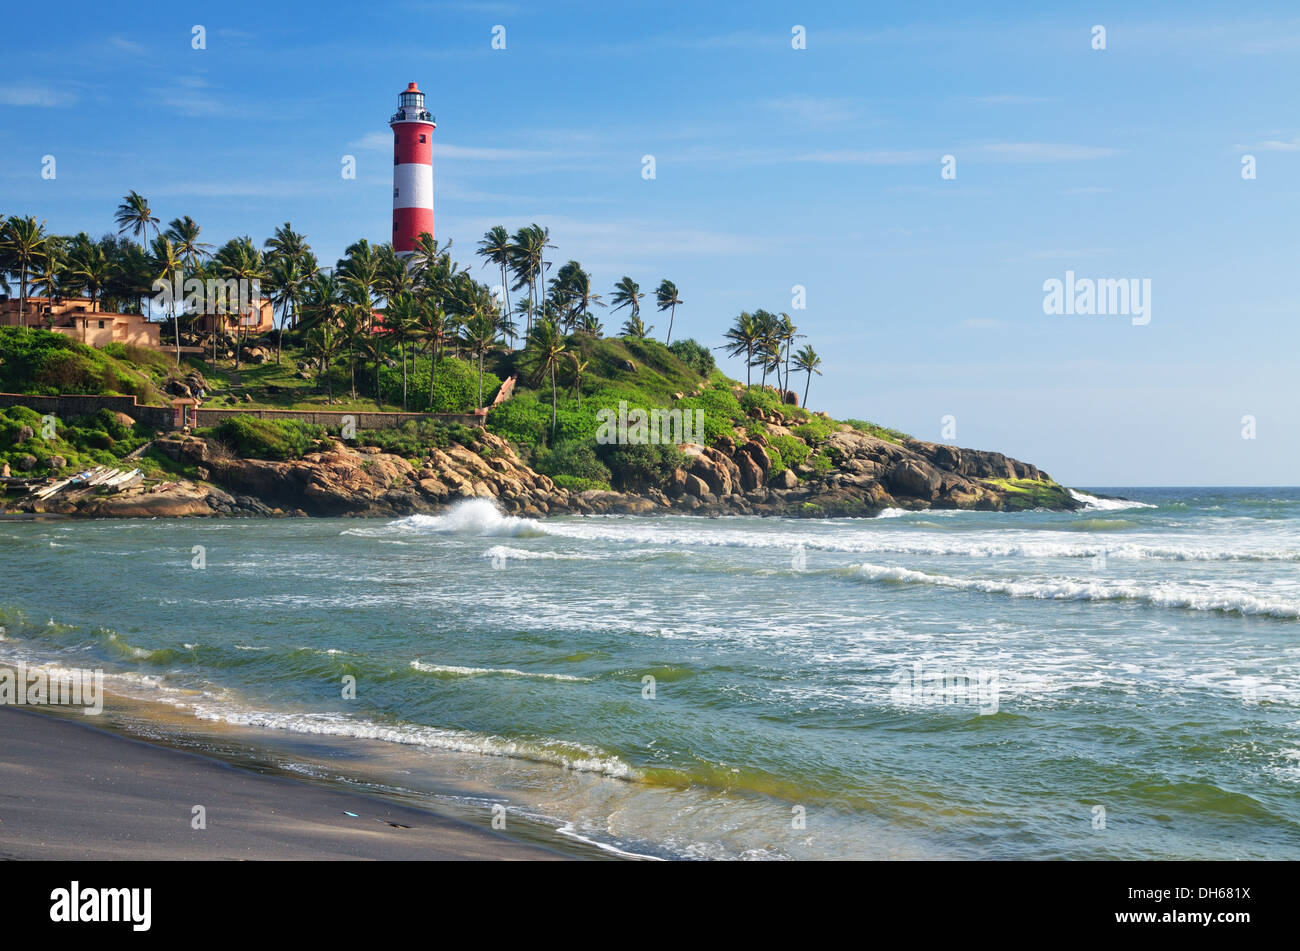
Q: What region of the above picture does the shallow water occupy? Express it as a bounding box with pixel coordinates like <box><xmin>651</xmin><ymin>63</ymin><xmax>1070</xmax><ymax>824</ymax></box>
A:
<box><xmin>2</xmin><ymin>487</ymin><xmax>1299</xmax><ymax>859</ymax></box>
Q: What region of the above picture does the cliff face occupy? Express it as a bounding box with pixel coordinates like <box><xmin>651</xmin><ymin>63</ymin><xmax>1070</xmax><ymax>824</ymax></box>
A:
<box><xmin>7</xmin><ymin>426</ymin><xmax>1077</xmax><ymax>519</ymax></box>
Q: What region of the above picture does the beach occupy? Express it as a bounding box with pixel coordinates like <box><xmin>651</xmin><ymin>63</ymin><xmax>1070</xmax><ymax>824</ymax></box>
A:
<box><xmin>0</xmin><ymin>705</ymin><xmax>569</xmax><ymax>861</ymax></box>
<box><xmin>2</xmin><ymin>487</ymin><xmax>1299</xmax><ymax>860</ymax></box>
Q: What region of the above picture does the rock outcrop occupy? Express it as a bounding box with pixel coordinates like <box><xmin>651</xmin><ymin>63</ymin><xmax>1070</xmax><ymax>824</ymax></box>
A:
<box><xmin>4</xmin><ymin>423</ymin><xmax>1077</xmax><ymax>520</ymax></box>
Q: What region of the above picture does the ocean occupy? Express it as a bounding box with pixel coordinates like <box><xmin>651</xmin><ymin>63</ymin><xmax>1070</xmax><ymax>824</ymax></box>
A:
<box><xmin>2</xmin><ymin>487</ymin><xmax>1298</xmax><ymax>859</ymax></box>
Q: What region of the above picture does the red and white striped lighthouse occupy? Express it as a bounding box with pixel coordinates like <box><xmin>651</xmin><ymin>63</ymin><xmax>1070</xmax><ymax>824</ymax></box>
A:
<box><xmin>390</xmin><ymin>82</ymin><xmax>435</xmax><ymax>255</ymax></box>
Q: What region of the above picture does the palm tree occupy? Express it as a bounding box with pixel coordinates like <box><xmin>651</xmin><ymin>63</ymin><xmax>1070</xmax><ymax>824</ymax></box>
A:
<box><xmin>477</xmin><ymin>225</ymin><xmax>515</xmax><ymax>346</ymax></box>
<box><xmin>509</xmin><ymin>225</ymin><xmax>544</xmax><ymax>335</ymax></box>
<box><xmin>337</xmin><ymin>239</ymin><xmax>382</xmax><ymax>331</ymax></box>
<box><xmin>610</xmin><ymin>276</ymin><xmax>644</xmax><ymax>319</ymax></box>
<box><xmin>306</xmin><ymin>320</ymin><xmax>342</xmax><ymax>401</ymax></box>
<box><xmin>460</xmin><ymin>309</ymin><xmax>500</xmax><ymax>410</ymax></box>
<box><xmin>751</xmin><ymin>309</ymin><xmax>782</xmax><ymax>387</ymax></box>
<box><xmin>655</xmin><ymin>279</ymin><xmax>683</xmax><ymax>344</ymax></box>
<box><xmin>67</xmin><ymin>235</ymin><xmax>110</xmax><ymax>313</ymax></box>
<box><xmin>214</xmin><ymin>237</ymin><xmax>266</xmax><ymax>369</ymax></box>
<box><xmin>28</xmin><ymin>238</ymin><xmax>67</xmax><ymax>327</ymax></box>
<box><xmin>525</xmin><ymin>319</ymin><xmax>567</xmax><ymax>439</ymax></box>
<box><xmin>567</xmin><ymin>352</ymin><xmax>590</xmax><ymax>409</ymax></box>
<box><xmin>792</xmin><ymin>344</ymin><xmax>822</xmax><ymax>409</ymax></box>
<box><xmin>384</xmin><ymin>291</ymin><xmax>420</xmax><ymax>411</ymax></box>
<box><xmin>150</xmin><ymin>235</ymin><xmax>185</xmax><ymax>364</ymax></box>
<box><xmin>776</xmin><ymin>312</ymin><xmax>802</xmax><ymax>394</ymax></box>
<box><xmin>114</xmin><ymin>191</ymin><xmax>160</xmax><ymax>249</ymax></box>
<box><xmin>0</xmin><ymin>216</ymin><xmax>49</xmax><ymax>330</ymax></box>
<box><xmin>721</xmin><ymin>310</ymin><xmax>761</xmax><ymax>387</ymax></box>
<box><xmin>620</xmin><ymin>313</ymin><xmax>653</xmax><ymax>339</ymax></box>
<box><xmin>165</xmin><ymin>216</ymin><xmax>213</xmax><ymax>270</ymax></box>
<box><xmin>266</xmin><ymin>255</ymin><xmax>307</xmax><ymax>364</ymax></box>
<box><xmin>415</xmin><ymin>298</ymin><xmax>451</xmax><ymax>409</ymax></box>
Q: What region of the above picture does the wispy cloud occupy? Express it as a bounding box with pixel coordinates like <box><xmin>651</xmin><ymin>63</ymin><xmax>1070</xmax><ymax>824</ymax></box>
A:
<box><xmin>0</xmin><ymin>84</ymin><xmax>77</xmax><ymax>107</ymax></box>
<box><xmin>970</xmin><ymin>94</ymin><xmax>1055</xmax><ymax>105</ymax></box>
<box><xmin>792</xmin><ymin>149</ymin><xmax>935</xmax><ymax>165</ymax></box>
<box><xmin>107</xmin><ymin>35</ymin><xmax>146</xmax><ymax>55</ymax></box>
<box><xmin>973</xmin><ymin>142</ymin><xmax>1120</xmax><ymax>161</ymax></box>
<box><xmin>1241</xmin><ymin>136</ymin><xmax>1300</xmax><ymax>151</ymax></box>
<box><xmin>348</xmin><ymin>132</ymin><xmax>559</xmax><ymax>164</ymax></box>
<box><xmin>762</xmin><ymin>95</ymin><xmax>864</xmax><ymax>124</ymax></box>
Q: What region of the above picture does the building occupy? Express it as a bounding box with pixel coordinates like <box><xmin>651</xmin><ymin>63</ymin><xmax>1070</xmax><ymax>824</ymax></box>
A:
<box><xmin>0</xmin><ymin>296</ymin><xmax>161</xmax><ymax>348</ymax></box>
<box><xmin>188</xmin><ymin>298</ymin><xmax>276</xmax><ymax>336</ymax></box>
<box><xmin>390</xmin><ymin>81</ymin><xmax>435</xmax><ymax>255</ymax></box>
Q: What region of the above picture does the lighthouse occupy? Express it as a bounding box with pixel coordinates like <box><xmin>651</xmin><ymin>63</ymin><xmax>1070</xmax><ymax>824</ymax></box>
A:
<box><xmin>390</xmin><ymin>82</ymin><xmax>435</xmax><ymax>255</ymax></box>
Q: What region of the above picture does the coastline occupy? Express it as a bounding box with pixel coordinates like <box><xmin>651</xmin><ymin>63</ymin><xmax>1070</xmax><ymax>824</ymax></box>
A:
<box><xmin>0</xmin><ymin>703</ymin><xmax>598</xmax><ymax>861</ymax></box>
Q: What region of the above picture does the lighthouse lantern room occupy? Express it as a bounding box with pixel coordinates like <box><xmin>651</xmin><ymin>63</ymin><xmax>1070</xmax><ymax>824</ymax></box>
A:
<box><xmin>390</xmin><ymin>82</ymin><xmax>435</xmax><ymax>255</ymax></box>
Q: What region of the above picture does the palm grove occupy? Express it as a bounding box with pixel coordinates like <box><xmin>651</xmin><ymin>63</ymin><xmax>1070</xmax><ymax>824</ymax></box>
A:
<box><xmin>0</xmin><ymin>195</ymin><xmax>825</xmax><ymax>423</ymax></box>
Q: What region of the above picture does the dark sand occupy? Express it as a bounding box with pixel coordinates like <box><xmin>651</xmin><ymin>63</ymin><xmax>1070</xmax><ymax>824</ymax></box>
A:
<box><xmin>0</xmin><ymin>706</ymin><xmax>569</xmax><ymax>860</ymax></box>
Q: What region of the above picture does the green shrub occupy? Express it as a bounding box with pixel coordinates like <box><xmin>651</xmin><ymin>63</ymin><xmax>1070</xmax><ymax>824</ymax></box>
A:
<box><xmin>793</xmin><ymin>418</ymin><xmax>832</xmax><ymax>444</ymax></box>
<box><xmin>203</xmin><ymin>415</ymin><xmax>323</xmax><ymax>460</ymax></box>
<box><xmin>739</xmin><ymin>386</ymin><xmax>783</xmax><ymax>416</ymax></box>
<box><xmin>597</xmin><ymin>442</ymin><xmax>684</xmax><ymax>491</ymax></box>
<box><xmin>550</xmin><ymin>473</ymin><xmax>612</xmax><ymax>492</ymax></box>
<box><xmin>379</xmin><ymin>356</ymin><xmax>499</xmax><ymax>413</ymax></box>
<box><xmin>667</xmin><ymin>338</ymin><xmax>715</xmax><ymax>376</ymax></box>
<box><xmin>841</xmin><ymin>418</ymin><xmax>909</xmax><ymax>444</ymax></box>
<box><xmin>769</xmin><ymin>434</ymin><xmax>810</xmax><ymax>470</ymax></box>
<box><xmin>533</xmin><ymin>441</ymin><xmax>612</xmax><ymax>484</ymax></box>
<box><xmin>358</xmin><ymin>420</ymin><xmax>476</xmax><ymax>456</ymax></box>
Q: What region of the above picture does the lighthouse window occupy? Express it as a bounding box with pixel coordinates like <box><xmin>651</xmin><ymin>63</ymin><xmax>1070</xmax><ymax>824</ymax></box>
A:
<box><xmin>419</xmin><ymin>134</ymin><xmax>426</xmax><ymax>143</ymax></box>
<box><xmin>394</xmin><ymin>187</ymin><xmax>399</xmax><ymax>197</ymax></box>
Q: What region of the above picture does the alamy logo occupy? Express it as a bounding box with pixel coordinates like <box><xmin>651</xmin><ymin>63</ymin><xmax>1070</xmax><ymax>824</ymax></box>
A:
<box><xmin>1042</xmin><ymin>270</ymin><xmax>1151</xmax><ymax>326</ymax></box>
<box><xmin>152</xmin><ymin>271</ymin><xmax>261</xmax><ymax>316</ymax></box>
<box><xmin>596</xmin><ymin>401</ymin><xmax>704</xmax><ymax>445</ymax></box>
<box><xmin>890</xmin><ymin>662</ymin><xmax>999</xmax><ymax>715</ymax></box>
<box><xmin>50</xmin><ymin>882</ymin><xmax>151</xmax><ymax>931</ymax></box>
<box><xmin>0</xmin><ymin>662</ymin><xmax>103</xmax><ymax>714</ymax></box>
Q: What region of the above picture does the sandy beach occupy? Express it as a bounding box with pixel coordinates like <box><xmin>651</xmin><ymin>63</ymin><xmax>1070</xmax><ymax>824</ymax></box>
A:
<box><xmin>0</xmin><ymin>706</ymin><xmax>570</xmax><ymax>861</ymax></box>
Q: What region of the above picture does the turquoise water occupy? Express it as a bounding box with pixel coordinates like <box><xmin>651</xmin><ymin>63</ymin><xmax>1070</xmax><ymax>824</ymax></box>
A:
<box><xmin>2</xmin><ymin>488</ymin><xmax>1299</xmax><ymax>859</ymax></box>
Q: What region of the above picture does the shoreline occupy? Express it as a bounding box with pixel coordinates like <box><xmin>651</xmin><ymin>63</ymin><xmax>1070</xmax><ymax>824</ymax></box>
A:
<box><xmin>0</xmin><ymin>704</ymin><xmax>600</xmax><ymax>861</ymax></box>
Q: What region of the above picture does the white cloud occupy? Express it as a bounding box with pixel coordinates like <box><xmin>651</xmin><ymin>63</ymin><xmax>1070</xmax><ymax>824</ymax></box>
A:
<box><xmin>0</xmin><ymin>84</ymin><xmax>77</xmax><ymax>107</ymax></box>
<box><xmin>763</xmin><ymin>95</ymin><xmax>862</xmax><ymax>124</ymax></box>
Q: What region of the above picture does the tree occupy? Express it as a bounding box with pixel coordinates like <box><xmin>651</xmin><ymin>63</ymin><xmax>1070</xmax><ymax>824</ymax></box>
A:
<box><xmin>67</xmin><ymin>235</ymin><xmax>110</xmax><ymax>313</ymax></box>
<box><xmin>165</xmin><ymin>216</ymin><xmax>213</xmax><ymax>270</ymax></box>
<box><xmin>525</xmin><ymin>319</ymin><xmax>566</xmax><ymax>439</ymax></box>
<box><xmin>149</xmin><ymin>235</ymin><xmax>185</xmax><ymax>365</ymax></box>
<box><xmin>306</xmin><ymin>320</ymin><xmax>342</xmax><ymax>401</ymax></box>
<box><xmin>460</xmin><ymin>309</ymin><xmax>500</xmax><ymax>410</ymax></box>
<box><xmin>0</xmin><ymin>216</ymin><xmax>49</xmax><ymax>331</ymax></box>
<box><xmin>28</xmin><ymin>237</ymin><xmax>67</xmax><ymax>327</ymax></box>
<box><xmin>567</xmin><ymin>352</ymin><xmax>590</xmax><ymax>409</ymax></box>
<box><xmin>620</xmin><ymin>313</ymin><xmax>653</xmax><ymax>339</ymax></box>
<box><xmin>610</xmin><ymin>276</ymin><xmax>644</xmax><ymax>319</ymax></box>
<box><xmin>477</xmin><ymin>225</ymin><xmax>515</xmax><ymax>346</ymax></box>
<box><xmin>214</xmin><ymin>237</ymin><xmax>266</xmax><ymax>369</ymax></box>
<box><xmin>655</xmin><ymin>279</ymin><xmax>683</xmax><ymax>344</ymax></box>
<box><xmin>792</xmin><ymin>344</ymin><xmax>822</xmax><ymax>409</ymax></box>
<box><xmin>384</xmin><ymin>291</ymin><xmax>420</xmax><ymax>411</ymax></box>
<box><xmin>776</xmin><ymin>312</ymin><xmax>802</xmax><ymax>394</ymax></box>
<box><xmin>415</xmin><ymin>298</ymin><xmax>451</xmax><ymax>409</ymax></box>
<box><xmin>114</xmin><ymin>191</ymin><xmax>160</xmax><ymax>249</ymax></box>
<box><xmin>721</xmin><ymin>310</ymin><xmax>760</xmax><ymax>387</ymax></box>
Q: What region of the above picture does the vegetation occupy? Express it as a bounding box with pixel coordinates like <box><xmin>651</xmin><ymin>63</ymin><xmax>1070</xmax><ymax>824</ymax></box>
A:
<box><xmin>0</xmin><ymin>404</ymin><xmax>153</xmax><ymax>478</ymax></box>
<box><xmin>982</xmin><ymin>477</ymin><xmax>1074</xmax><ymax>511</ymax></box>
<box><xmin>199</xmin><ymin>415</ymin><xmax>324</xmax><ymax>461</ymax></box>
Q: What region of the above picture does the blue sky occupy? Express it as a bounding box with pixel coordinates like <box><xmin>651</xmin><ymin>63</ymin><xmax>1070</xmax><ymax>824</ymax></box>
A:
<box><xmin>2</xmin><ymin>0</ymin><xmax>1297</xmax><ymax>485</ymax></box>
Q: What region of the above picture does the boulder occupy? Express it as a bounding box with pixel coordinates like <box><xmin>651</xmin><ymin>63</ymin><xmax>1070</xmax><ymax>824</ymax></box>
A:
<box><xmin>770</xmin><ymin>468</ymin><xmax>797</xmax><ymax>490</ymax></box>
<box><xmin>886</xmin><ymin>459</ymin><xmax>941</xmax><ymax>498</ymax></box>
<box><xmin>683</xmin><ymin>473</ymin><xmax>710</xmax><ymax>498</ymax></box>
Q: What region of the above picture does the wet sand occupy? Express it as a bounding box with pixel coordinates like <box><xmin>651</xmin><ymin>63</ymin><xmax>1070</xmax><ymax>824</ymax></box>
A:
<box><xmin>0</xmin><ymin>706</ymin><xmax>570</xmax><ymax>860</ymax></box>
